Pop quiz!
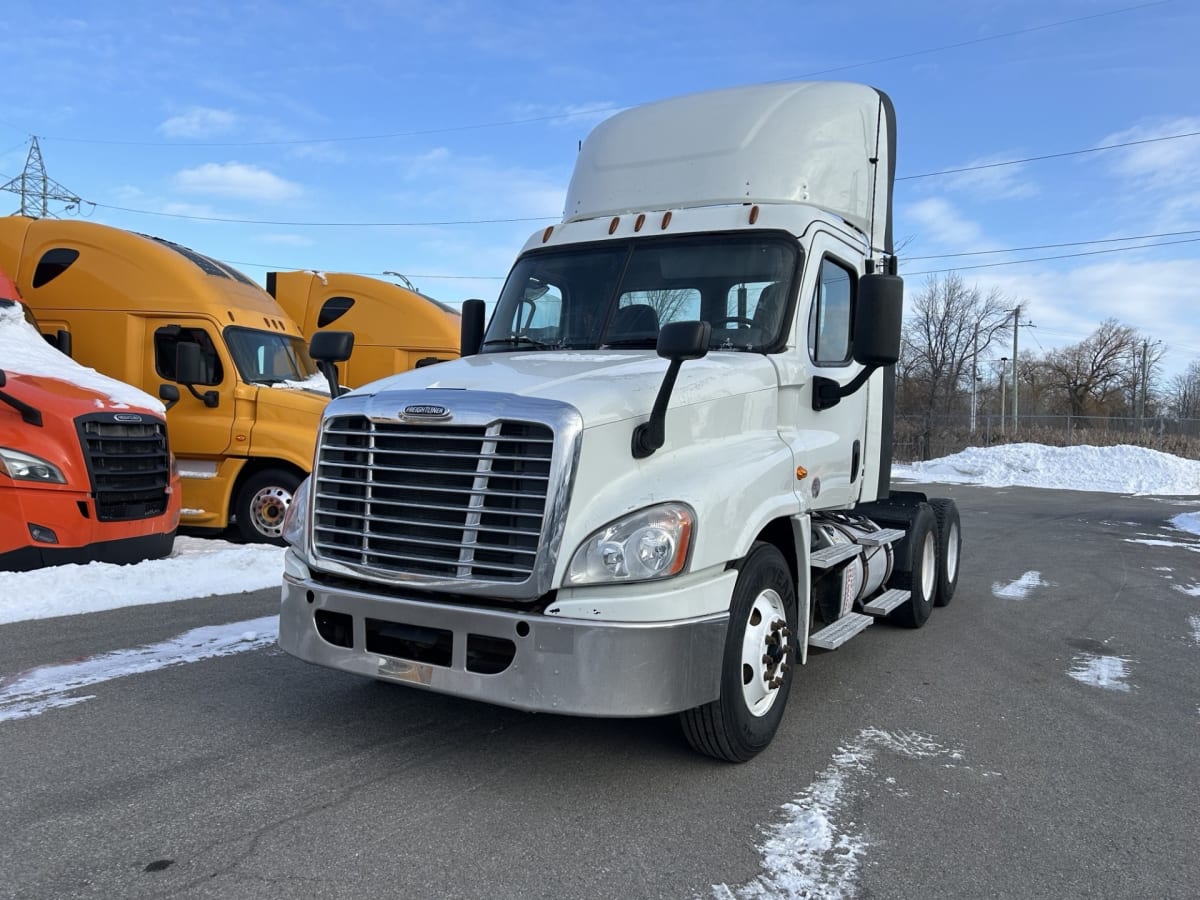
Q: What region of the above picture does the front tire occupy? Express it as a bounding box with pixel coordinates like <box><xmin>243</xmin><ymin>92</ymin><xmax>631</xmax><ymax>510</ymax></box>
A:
<box><xmin>680</xmin><ymin>543</ymin><xmax>797</xmax><ymax>762</ymax></box>
<box><xmin>234</xmin><ymin>468</ymin><xmax>301</xmax><ymax>544</ymax></box>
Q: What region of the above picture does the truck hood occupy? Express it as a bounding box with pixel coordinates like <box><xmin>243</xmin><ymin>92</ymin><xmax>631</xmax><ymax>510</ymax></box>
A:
<box><xmin>252</xmin><ymin>382</ymin><xmax>332</xmax><ymax>418</ymax></box>
<box><xmin>0</xmin><ymin>370</ymin><xmax>159</xmax><ymax>419</ymax></box>
<box><xmin>347</xmin><ymin>351</ymin><xmax>781</xmax><ymax>426</ymax></box>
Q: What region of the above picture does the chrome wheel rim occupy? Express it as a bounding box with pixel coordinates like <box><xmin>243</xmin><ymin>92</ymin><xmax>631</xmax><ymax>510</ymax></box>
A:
<box><xmin>740</xmin><ymin>587</ymin><xmax>789</xmax><ymax>717</ymax></box>
<box><xmin>249</xmin><ymin>485</ymin><xmax>293</xmax><ymax>539</ymax></box>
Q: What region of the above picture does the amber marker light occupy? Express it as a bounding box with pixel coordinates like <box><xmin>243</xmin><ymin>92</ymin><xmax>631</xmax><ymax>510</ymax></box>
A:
<box><xmin>796</xmin><ymin>466</ymin><xmax>808</xmax><ymax>480</ymax></box>
<box><xmin>609</xmin><ymin>217</ymin><xmax>620</xmax><ymax>234</ymax></box>
<box><xmin>542</xmin><ymin>226</ymin><xmax>554</xmax><ymax>243</ymax></box>
<box><xmin>634</xmin><ymin>213</ymin><xmax>646</xmax><ymax>232</ymax></box>
<box><xmin>661</xmin><ymin>211</ymin><xmax>672</xmax><ymax>229</ymax></box>
<box><xmin>669</xmin><ymin>514</ymin><xmax>693</xmax><ymax>575</ymax></box>
<box><xmin>749</xmin><ymin>205</ymin><xmax>760</xmax><ymax>225</ymax></box>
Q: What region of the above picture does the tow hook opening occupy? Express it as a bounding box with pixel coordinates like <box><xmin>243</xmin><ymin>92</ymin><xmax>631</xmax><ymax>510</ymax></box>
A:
<box><xmin>314</xmin><ymin>610</ymin><xmax>353</xmax><ymax>648</ymax></box>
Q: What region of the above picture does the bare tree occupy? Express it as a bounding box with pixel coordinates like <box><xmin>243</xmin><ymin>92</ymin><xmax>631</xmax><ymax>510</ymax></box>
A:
<box><xmin>900</xmin><ymin>273</ymin><xmax>1012</xmax><ymax>422</ymax></box>
<box><xmin>1168</xmin><ymin>360</ymin><xmax>1200</xmax><ymax>419</ymax></box>
<box><xmin>1041</xmin><ymin>319</ymin><xmax>1140</xmax><ymax>416</ymax></box>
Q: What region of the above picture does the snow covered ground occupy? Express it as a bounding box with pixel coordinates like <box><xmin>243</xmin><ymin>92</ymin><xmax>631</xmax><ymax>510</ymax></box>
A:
<box><xmin>894</xmin><ymin>443</ymin><xmax>1200</xmax><ymax>496</ymax></box>
<box><xmin>1</xmin><ymin>443</ymin><xmax>1197</xmax><ymax>625</ymax></box>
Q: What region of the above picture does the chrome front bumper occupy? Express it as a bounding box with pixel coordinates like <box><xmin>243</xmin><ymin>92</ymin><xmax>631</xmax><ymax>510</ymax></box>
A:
<box><xmin>279</xmin><ymin>572</ymin><xmax>729</xmax><ymax>717</ymax></box>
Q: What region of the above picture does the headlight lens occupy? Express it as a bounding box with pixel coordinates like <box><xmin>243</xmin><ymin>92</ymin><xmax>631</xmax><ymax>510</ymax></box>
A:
<box><xmin>0</xmin><ymin>446</ymin><xmax>67</xmax><ymax>483</ymax></box>
<box><xmin>281</xmin><ymin>476</ymin><xmax>311</xmax><ymax>549</ymax></box>
<box><xmin>566</xmin><ymin>502</ymin><xmax>694</xmax><ymax>586</ymax></box>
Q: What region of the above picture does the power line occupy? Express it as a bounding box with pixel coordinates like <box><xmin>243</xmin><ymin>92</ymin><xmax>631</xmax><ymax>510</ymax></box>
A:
<box><xmin>896</xmin><ymin>130</ymin><xmax>1200</xmax><ymax>182</ymax></box>
<box><xmin>220</xmin><ymin>258</ymin><xmax>504</xmax><ymax>281</ymax></box>
<box><xmin>902</xmin><ymin>236</ymin><xmax>1200</xmax><ymax>274</ymax></box>
<box><xmin>31</xmin><ymin>1</ymin><xmax>1173</xmax><ymax>149</ymax></box>
<box><xmin>74</xmin><ymin>125</ymin><xmax>1200</xmax><ymax>228</ymax></box>
<box><xmin>788</xmin><ymin>0</ymin><xmax>1173</xmax><ymax>80</ymax></box>
<box><xmin>220</xmin><ymin>232</ymin><xmax>1200</xmax><ymax>284</ymax></box>
<box><xmin>907</xmin><ymin>229</ymin><xmax>1200</xmax><ymax>260</ymax></box>
<box><xmin>85</xmin><ymin>202</ymin><xmax>555</xmax><ymax>227</ymax></box>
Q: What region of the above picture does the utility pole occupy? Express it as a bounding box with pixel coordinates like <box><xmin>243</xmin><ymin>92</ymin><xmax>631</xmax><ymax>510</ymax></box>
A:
<box><xmin>0</xmin><ymin>136</ymin><xmax>82</xmax><ymax>218</ymax></box>
<box><xmin>1010</xmin><ymin>304</ymin><xmax>1020</xmax><ymax>435</ymax></box>
<box><xmin>999</xmin><ymin>357</ymin><xmax>1008</xmax><ymax>436</ymax></box>
<box><xmin>970</xmin><ymin>328</ymin><xmax>979</xmax><ymax>433</ymax></box>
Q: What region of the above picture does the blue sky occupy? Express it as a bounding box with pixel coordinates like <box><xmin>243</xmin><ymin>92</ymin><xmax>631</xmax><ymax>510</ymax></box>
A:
<box><xmin>1</xmin><ymin>0</ymin><xmax>1197</xmax><ymax>379</ymax></box>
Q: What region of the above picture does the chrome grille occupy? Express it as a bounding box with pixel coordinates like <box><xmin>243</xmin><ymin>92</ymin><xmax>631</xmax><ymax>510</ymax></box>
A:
<box><xmin>313</xmin><ymin>415</ymin><xmax>554</xmax><ymax>582</ymax></box>
<box><xmin>76</xmin><ymin>415</ymin><xmax>171</xmax><ymax>522</ymax></box>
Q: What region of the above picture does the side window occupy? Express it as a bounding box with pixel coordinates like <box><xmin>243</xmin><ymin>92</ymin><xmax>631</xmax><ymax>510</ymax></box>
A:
<box><xmin>317</xmin><ymin>296</ymin><xmax>355</xmax><ymax>328</ymax></box>
<box><xmin>807</xmin><ymin>258</ymin><xmax>854</xmax><ymax>364</ymax></box>
<box><xmin>154</xmin><ymin>326</ymin><xmax>224</xmax><ymax>385</ymax></box>
<box><xmin>33</xmin><ymin>248</ymin><xmax>80</xmax><ymax>288</ymax></box>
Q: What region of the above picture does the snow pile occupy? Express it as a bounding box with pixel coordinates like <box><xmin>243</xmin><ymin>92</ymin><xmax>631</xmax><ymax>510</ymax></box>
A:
<box><xmin>269</xmin><ymin>372</ymin><xmax>330</xmax><ymax>394</ymax></box>
<box><xmin>1172</xmin><ymin>512</ymin><xmax>1200</xmax><ymax>536</ymax></box>
<box><xmin>895</xmin><ymin>444</ymin><xmax>1200</xmax><ymax>495</ymax></box>
<box><xmin>0</xmin><ymin>537</ymin><xmax>285</xmax><ymax>625</ymax></box>
<box><xmin>0</xmin><ymin>302</ymin><xmax>164</xmax><ymax>411</ymax></box>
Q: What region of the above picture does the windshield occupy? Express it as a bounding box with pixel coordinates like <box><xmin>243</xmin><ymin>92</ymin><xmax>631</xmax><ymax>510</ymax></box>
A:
<box><xmin>224</xmin><ymin>327</ymin><xmax>319</xmax><ymax>385</ymax></box>
<box><xmin>482</xmin><ymin>232</ymin><xmax>800</xmax><ymax>353</ymax></box>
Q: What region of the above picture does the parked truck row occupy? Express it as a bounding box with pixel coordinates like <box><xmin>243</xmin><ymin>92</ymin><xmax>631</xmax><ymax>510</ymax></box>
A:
<box><xmin>279</xmin><ymin>80</ymin><xmax>964</xmax><ymax>761</ymax></box>
<box><xmin>0</xmin><ymin>216</ymin><xmax>461</xmax><ymax>550</ymax></box>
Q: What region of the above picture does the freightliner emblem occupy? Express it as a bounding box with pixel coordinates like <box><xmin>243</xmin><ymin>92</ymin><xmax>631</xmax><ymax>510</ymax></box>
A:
<box><xmin>113</xmin><ymin>413</ymin><xmax>144</xmax><ymax>423</ymax></box>
<box><xmin>402</xmin><ymin>404</ymin><xmax>452</xmax><ymax>420</ymax></box>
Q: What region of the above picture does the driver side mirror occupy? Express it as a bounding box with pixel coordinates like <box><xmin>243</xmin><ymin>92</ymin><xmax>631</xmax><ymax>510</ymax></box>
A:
<box><xmin>175</xmin><ymin>342</ymin><xmax>220</xmax><ymax>408</ymax></box>
<box><xmin>852</xmin><ymin>273</ymin><xmax>903</xmax><ymax>367</ymax></box>
<box><xmin>309</xmin><ymin>330</ymin><xmax>355</xmax><ymax>398</ymax></box>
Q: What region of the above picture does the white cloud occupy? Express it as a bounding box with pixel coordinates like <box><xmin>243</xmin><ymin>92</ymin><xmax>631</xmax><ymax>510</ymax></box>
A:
<box><xmin>173</xmin><ymin>162</ymin><xmax>302</xmax><ymax>202</ymax></box>
<box><xmin>159</xmin><ymin>107</ymin><xmax>238</xmax><ymax>138</ymax></box>
<box><xmin>393</xmin><ymin>147</ymin><xmax>566</xmax><ymax>219</ymax></box>
<box><xmin>1098</xmin><ymin>117</ymin><xmax>1200</xmax><ymax>189</ymax></box>
<box><xmin>938</xmin><ymin>154</ymin><xmax>1038</xmax><ymax>200</ymax></box>
<box><xmin>901</xmin><ymin>197</ymin><xmax>985</xmax><ymax>250</ymax></box>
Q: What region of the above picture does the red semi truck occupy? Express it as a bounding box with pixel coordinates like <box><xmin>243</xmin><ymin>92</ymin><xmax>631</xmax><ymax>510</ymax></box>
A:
<box><xmin>0</xmin><ymin>267</ymin><xmax>181</xmax><ymax>571</ymax></box>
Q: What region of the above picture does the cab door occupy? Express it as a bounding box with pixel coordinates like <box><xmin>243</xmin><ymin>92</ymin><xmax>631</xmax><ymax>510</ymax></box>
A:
<box><xmin>142</xmin><ymin>317</ymin><xmax>237</xmax><ymax>460</ymax></box>
<box><xmin>798</xmin><ymin>232</ymin><xmax>869</xmax><ymax>509</ymax></box>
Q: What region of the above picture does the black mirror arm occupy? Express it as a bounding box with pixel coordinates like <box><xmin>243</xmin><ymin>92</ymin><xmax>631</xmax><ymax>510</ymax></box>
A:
<box><xmin>812</xmin><ymin>365</ymin><xmax>879</xmax><ymax>411</ymax></box>
<box><xmin>631</xmin><ymin>358</ymin><xmax>685</xmax><ymax>459</ymax></box>
<box><xmin>183</xmin><ymin>383</ymin><xmax>220</xmax><ymax>408</ymax></box>
<box><xmin>317</xmin><ymin>360</ymin><xmax>344</xmax><ymax>398</ymax></box>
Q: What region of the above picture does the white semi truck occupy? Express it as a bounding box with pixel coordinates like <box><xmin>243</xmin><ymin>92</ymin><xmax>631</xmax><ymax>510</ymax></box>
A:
<box><xmin>279</xmin><ymin>81</ymin><xmax>962</xmax><ymax>762</ymax></box>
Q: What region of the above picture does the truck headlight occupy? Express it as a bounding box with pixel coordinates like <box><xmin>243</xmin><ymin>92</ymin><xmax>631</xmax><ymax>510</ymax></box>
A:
<box><xmin>566</xmin><ymin>502</ymin><xmax>694</xmax><ymax>585</ymax></box>
<box><xmin>282</xmin><ymin>476</ymin><xmax>311</xmax><ymax>549</ymax></box>
<box><xmin>0</xmin><ymin>446</ymin><xmax>67</xmax><ymax>483</ymax></box>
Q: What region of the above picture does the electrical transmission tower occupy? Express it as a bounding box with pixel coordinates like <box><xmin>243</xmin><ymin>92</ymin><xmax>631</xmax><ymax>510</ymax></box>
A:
<box><xmin>0</xmin><ymin>136</ymin><xmax>82</xmax><ymax>218</ymax></box>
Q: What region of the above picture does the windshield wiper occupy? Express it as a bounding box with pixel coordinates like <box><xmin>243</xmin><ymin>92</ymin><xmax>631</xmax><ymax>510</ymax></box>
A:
<box><xmin>603</xmin><ymin>338</ymin><xmax>658</xmax><ymax>349</ymax></box>
<box><xmin>481</xmin><ymin>336</ymin><xmax>554</xmax><ymax>349</ymax></box>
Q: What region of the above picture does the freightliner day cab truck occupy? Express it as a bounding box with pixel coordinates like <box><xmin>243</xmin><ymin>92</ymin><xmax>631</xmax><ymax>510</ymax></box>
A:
<box><xmin>0</xmin><ymin>217</ymin><xmax>336</xmax><ymax>543</ymax></box>
<box><xmin>0</xmin><ymin>267</ymin><xmax>180</xmax><ymax>571</ymax></box>
<box><xmin>279</xmin><ymin>82</ymin><xmax>963</xmax><ymax>761</ymax></box>
<box><xmin>267</xmin><ymin>270</ymin><xmax>460</xmax><ymax>388</ymax></box>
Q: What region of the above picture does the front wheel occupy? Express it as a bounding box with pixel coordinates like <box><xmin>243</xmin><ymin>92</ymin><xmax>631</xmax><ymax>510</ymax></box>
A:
<box><xmin>234</xmin><ymin>468</ymin><xmax>301</xmax><ymax>544</ymax></box>
<box><xmin>680</xmin><ymin>542</ymin><xmax>797</xmax><ymax>762</ymax></box>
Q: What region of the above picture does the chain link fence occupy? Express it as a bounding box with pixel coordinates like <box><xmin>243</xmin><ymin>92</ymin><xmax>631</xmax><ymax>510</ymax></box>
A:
<box><xmin>894</xmin><ymin>413</ymin><xmax>1200</xmax><ymax>463</ymax></box>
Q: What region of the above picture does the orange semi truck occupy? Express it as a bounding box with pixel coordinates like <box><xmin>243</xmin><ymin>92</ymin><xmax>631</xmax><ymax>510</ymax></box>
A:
<box><xmin>0</xmin><ymin>216</ymin><xmax>332</xmax><ymax>543</ymax></box>
<box><xmin>0</xmin><ymin>268</ymin><xmax>180</xmax><ymax>571</ymax></box>
<box><xmin>266</xmin><ymin>270</ymin><xmax>459</xmax><ymax>388</ymax></box>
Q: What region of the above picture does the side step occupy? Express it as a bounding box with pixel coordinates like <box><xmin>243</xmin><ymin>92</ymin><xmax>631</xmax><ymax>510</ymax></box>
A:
<box><xmin>857</xmin><ymin>528</ymin><xmax>906</xmax><ymax>547</ymax></box>
<box><xmin>863</xmin><ymin>588</ymin><xmax>910</xmax><ymax>616</ymax></box>
<box><xmin>810</xmin><ymin>543</ymin><xmax>862</xmax><ymax>569</ymax></box>
<box><xmin>808</xmin><ymin>612</ymin><xmax>873</xmax><ymax>650</ymax></box>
